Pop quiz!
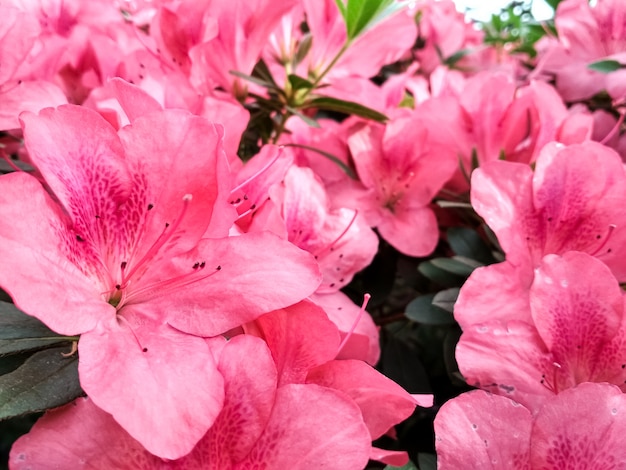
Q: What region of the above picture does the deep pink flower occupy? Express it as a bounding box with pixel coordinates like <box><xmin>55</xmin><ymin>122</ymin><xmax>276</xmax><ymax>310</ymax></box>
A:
<box><xmin>345</xmin><ymin>113</ymin><xmax>457</xmax><ymax>256</ymax></box>
<box><xmin>10</xmin><ymin>335</ymin><xmax>372</xmax><ymax>469</ymax></box>
<box><xmin>435</xmin><ymin>383</ymin><xmax>626</xmax><ymax>469</ymax></box>
<box><xmin>0</xmin><ymin>104</ymin><xmax>321</xmax><ymax>458</ymax></box>
<box><xmin>456</xmin><ymin>252</ymin><xmax>626</xmax><ymax>411</ymax></box>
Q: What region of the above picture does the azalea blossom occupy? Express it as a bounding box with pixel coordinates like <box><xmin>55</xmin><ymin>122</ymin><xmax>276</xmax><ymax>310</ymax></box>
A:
<box><xmin>9</xmin><ymin>335</ymin><xmax>372</xmax><ymax>469</ymax></box>
<box><xmin>435</xmin><ymin>382</ymin><xmax>626</xmax><ymax>469</ymax></box>
<box><xmin>0</xmin><ymin>104</ymin><xmax>321</xmax><ymax>458</ymax></box>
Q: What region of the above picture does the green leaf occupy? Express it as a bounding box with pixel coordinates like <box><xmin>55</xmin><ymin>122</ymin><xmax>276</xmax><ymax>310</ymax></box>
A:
<box><xmin>417</xmin><ymin>453</ymin><xmax>437</xmax><ymax>470</ymax></box>
<box><xmin>418</xmin><ymin>261</ymin><xmax>466</xmax><ymax>287</ymax></box>
<box><xmin>430</xmin><ymin>256</ymin><xmax>481</xmax><ymax>277</ymax></box>
<box><xmin>588</xmin><ymin>59</ymin><xmax>623</xmax><ymax>73</ymax></box>
<box><xmin>405</xmin><ymin>294</ymin><xmax>456</xmax><ymax>325</ymax></box>
<box><xmin>287</xmin><ymin>74</ymin><xmax>315</xmax><ymax>91</ymax></box>
<box><xmin>0</xmin><ymin>347</ymin><xmax>82</xmax><ymax>420</ymax></box>
<box><xmin>447</xmin><ymin>227</ymin><xmax>495</xmax><ymax>264</ymax></box>
<box><xmin>432</xmin><ymin>288</ymin><xmax>460</xmax><ymax>313</ymax></box>
<box><xmin>229</xmin><ymin>70</ymin><xmax>276</xmax><ymax>89</ymax></box>
<box><xmin>304</xmin><ymin>96</ymin><xmax>388</xmax><ymax>121</ymax></box>
<box><xmin>0</xmin><ymin>302</ymin><xmax>70</xmax><ymax>356</ymax></box>
<box><xmin>334</xmin><ymin>0</ymin><xmax>348</xmax><ymax>21</ymax></box>
<box><xmin>385</xmin><ymin>460</ymin><xmax>418</xmax><ymax>470</ymax></box>
<box><xmin>344</xmin><ymin>0</ymin><xmax>410</xmax><ymax>40</ymax></box>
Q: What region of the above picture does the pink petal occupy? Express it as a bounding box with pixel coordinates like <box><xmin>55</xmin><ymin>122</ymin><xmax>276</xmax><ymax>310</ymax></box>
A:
<box><xmin>0</xmin><ymin>173</ymin><xmax>108</xmax><ymax>335</ymax></box>
<box><xmin>78</xmin><ymin>310</ymin><xmax>224</xmax><ymax>459</ymax></box>
<box><xmin>456</xmin><ymin>320</ymin><xmax>555</xmax><ymax>412</ymax></box>
<box><xmin>236</xmin><ymin>383</ymin><xmax>371</xmax><ymax>469</ymax></box>
<box><xmin>199</xmin><ymin>335</ymin><xmax>277</xmax><ymax>466</ymax></box>
<box><xmin>311</xmin><ymin>291</ymin><xmax>380</xmax><ymax>365</ymax></box>
<box><xmin>530</xmin><ymin>252</ymin><xmax>626</xmax><ymax>388</ymax></box>
<box><xmin>377</xmin><ymin>205</ymin><xmax>439</xmax><ymax>257</ymax></box>
<box><xmin>455</xmin><ymin>261</ymin><xmax>533</xmax><ymax>329</ymax></box>
<box><xmin>434</xmin><ymin>390</ymin><xmax>532</xmax><ymax>469</ymax></box>
<box><xmin>9</xmin><ymin>397</ymin><xmax>164</xmax><ymax>470</ymax></box>
<box><xmin>254</xmin><ymin>301</ymin><xmax>341</xmax><ymax>386</ymax></box>
<box><xmin>307</xmin><ymin>360</ymin><xmax>418</xmax><ymax>439</ymax></box>
<box><xmin>370</xmin><ymin>447</ymin><xmax>410</xmax><ymax>466</ymax></box>
<box><xmin>531</xmin><ymin>383</ymin><xmax>626</xmax><ymax>468</ymax></box>
<box><xmin>165</xmin><ymin>232</ymin><xmax>321</xmax><ymax>337</ymax></box>
<box><xmin>0</xmin><ymin>80</ymin><xmax>67</xmax><ymax>130</ymax></box>
<box><xmin>118</xmin><ymin>109</ymin><xmax>233</xmax><ymax>256</ymax></box>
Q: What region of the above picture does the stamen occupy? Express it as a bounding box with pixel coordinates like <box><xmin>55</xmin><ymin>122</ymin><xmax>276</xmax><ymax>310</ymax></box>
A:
<box><xmin>314</xmin><ymin>210</ymin><xmax>359</xmax><ymax>259</ymax></box>
<box><xmin>117</xmin><ymin>314</ymin><xmax>148</xmax><ymax>353</ymax></box>
<box><xmin>230</xmin><ymin>148</ymin><xmax>283</xmax><ymax>196</ymax></box>
<box><xmin>336</xmin><ymin>293</ymin><xmax>371</xmax><ymax>357</ymax></box>
<box><xmin>589</xmin><ymin>224</ymin><xmax>617</xmax><ymax>257</ymax></box>
<box><xmin>120</xmin><ymin>194</ymin><xmax>193</xmax><ymax>286</ymax></box>
<box><xmin>121</xmin><ymin>263</ymin><xmax>223</xmax><ymax>306</ymax></box>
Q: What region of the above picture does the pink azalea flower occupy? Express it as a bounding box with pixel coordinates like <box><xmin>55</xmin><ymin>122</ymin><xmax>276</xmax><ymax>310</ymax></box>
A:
<box><xmin>435</xmin><ymin>382</ymin><xmax>626</xmax><ymax>469</ymax></box>
<box><xmin>536</xmin><ymin>0</ymin><xmax>626</xmax><ymax>101</ymax></box>
<box><xmin>0</xmin><ymin>4</ymin><xmax>66</xmax><ymax>129</ymax></box>
<box><xmin>468</xmin><ymin>141</ymin><xmax>626</xmax><ymax>280</ymax></box>
<box><xmin>345</xmin><ymin>112</ymin><xmax>457</xmax><ymax>256</ymax></box>
<box><xmin>10</xmin><ymin>335</ymin><xmax>372</xmax><ymax>469</ymax></box>
<box><xmin>456</xmin><ymin>251</ymin><xmax>626</xmax><ymax>411</ymax></box>
<box><xmin>0</xmin><ymin>104</ymin><xmax>321</xmax><ymax>458</ymax></box>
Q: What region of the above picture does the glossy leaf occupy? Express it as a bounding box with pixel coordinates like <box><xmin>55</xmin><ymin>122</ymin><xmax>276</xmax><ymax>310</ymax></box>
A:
<box><xmin>405</xmin><ymin>294</ymin><xmax>456</xmax><ymax>326</ymax></box>
<box><xmin>304</xmin><ymin>96</ymin><xmax>388</xmax><ymax>121</ymax></box>
<box><xmin>0</xmin><ymin>347</ymin><xmax>82</xmax><ymax>420</ymax></box>
<box><xmin>588</xmin><ymin>59</ymin><xmax>623</xmax><ymax>73</ymax></box>
<box><xmin>447</xmin><ymin>227</ymin><xmax>494</xmax><ymax>264</ymax></box>
<box><xmin>0</xmin><ymin>302</ymin><xmax>69</xmax><ymax>356</ymax></box>
<box><xmin>385</xmin><ymin>460</ymin><xmax>418</xmax><ymax>470</ymax></box>
<box><xmin>431</xmin><ymin>288</ymin><xmax>460</xmax><ymax>313</ymax></box>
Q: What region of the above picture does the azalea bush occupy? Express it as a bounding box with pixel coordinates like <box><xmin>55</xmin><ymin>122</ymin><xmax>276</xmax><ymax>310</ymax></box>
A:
<box><xmin>1</xmin><ymin>0</ymin><xmax>626</xmax><ymax>468</ymax></box>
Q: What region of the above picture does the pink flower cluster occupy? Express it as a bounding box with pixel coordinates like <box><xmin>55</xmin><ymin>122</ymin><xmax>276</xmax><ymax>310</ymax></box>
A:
<box><xmin>3</xmin><ymin>0</ymin><xmax>626</xmax><ymax>467</ymax></box>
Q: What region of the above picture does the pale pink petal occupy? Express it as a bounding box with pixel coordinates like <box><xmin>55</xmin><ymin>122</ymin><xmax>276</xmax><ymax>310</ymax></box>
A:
<box><xmin>307</xmin><ymin>359</ymin><xmax>418</xmax><ymax>439</ymax></box>
<box><xmin>109</xmin><ymin>77</ymin><xmax>162</xmax><ymax>123</ymax></box>
<box><xmin>236</xmin><ymin>384</ymin><xmax>371</xmax><ymax>469</ymax></box>
<box><xmin>0</xmin><ymin>6</ymin><xmax>39</xmax><ymax>84</ymax></box>
<box><xmin>78</xmin><ymin>311</ymin><xmax>224</xmax><ymax>460</ymax></box>
<box><xmin>9</xmin><ymin>397</ymin><xmax>165</xmax><ymax>470</ymax></box>
<box><xmin>165</xmin><ymin>232</ymin><xmax>321</xmax><ymax>337</ymax></box>
<box><xmin>434</xmin><ymin>390</ymin><xmax>532</xmax><ymax>469</ymax></box>
<box><xmin>531</xmin><ymin>383</ymin><xmax>626</xmax><ymax>468</ymax></box>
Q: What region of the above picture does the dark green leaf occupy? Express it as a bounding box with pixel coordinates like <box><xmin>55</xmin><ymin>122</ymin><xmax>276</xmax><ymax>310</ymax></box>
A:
<box><xmin>430</xmin><ymin>257</ymin><xmax>480</xmax><ymax>277</ymax></box>
<box><xmin>418</xmin><ymin>261</ymin><xmax>466</xmax><ymax>287</ymax></box>
<box><xmin>0</xmin><ymin>347</ymin><xmax>82</xmax><ymax>420</ymax></box>
<box><xmin>417</xmin><ymin>453</ymin><xmax>437</xmax><ymax>470</ymax></box>
<box><xmin>287</xmin><ymin>74</ymin><xmax>315</xmax><ymax>91</ymax></box>
<box><xmin>588</xmin><ymin>59</ymin><xmax>623</xmax><ymax>73</ymax></box>
<box><xmin>0</xmin><ymin>302</ymin><xmax>69</xmax><ymax>356</ymax></box>
<box><xmin>0</xmin><ymin>159</ymin><xmax>34</xmax><ymax>174</ymax></box>
<box><xmin>405</xmin><ymin>294</ymin><xmax>456</xmax><ymax>325</ymax></box>
<box><xmin>447</xmin><ymin>227</ymin><xmax>495</xmax><ymax>264</ymax></box>
<box><xmin>443</xmin><ymin>326</ymin><xmax>466</xmax><ymax>386</ymax></box>
<box><xmin>304</xmin><ymin>96</ymin><xmax>388</xmax><ymax>121</ymax></box>
<box><xmin>379</xmin><ymin>334</ymin><xmax>431</xmax><ymax>394</ymax></box>
<box><xmin>432</xmin><ymin>288</ymin><xmax>460</xmax><ymax>313</ymax></box>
